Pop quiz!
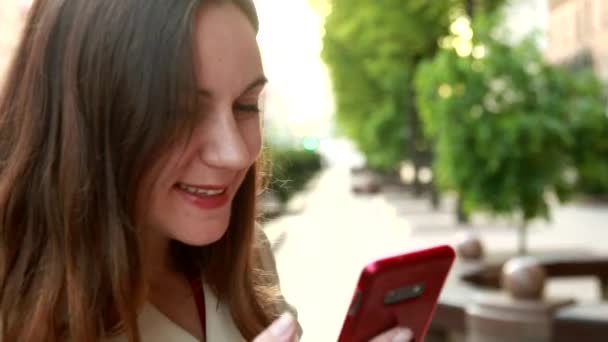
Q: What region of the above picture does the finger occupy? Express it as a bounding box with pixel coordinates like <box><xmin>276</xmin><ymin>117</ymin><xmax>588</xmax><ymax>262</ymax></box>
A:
<box><xmin>252</xmin><ymin>312</ymin><xmax>297</xmax><ymax>342</ymax></box>
<box><xmin>369</xmin><ymin>327</ymin><xmax>413</xmax><ymax>342</ymax></box>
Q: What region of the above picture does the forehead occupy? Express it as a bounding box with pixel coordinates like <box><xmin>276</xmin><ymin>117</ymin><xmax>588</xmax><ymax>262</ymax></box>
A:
<box><xmin>193</xmin><ymin>3</ymin><xmax>263</xmax><ymax>95</ymax></box>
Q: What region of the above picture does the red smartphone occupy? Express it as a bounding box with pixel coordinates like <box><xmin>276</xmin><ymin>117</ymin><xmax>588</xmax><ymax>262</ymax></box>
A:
<box><xmin>337</xmin><ymin>244</ymin><xmax>455</xmax><ymax>342</ymax></box>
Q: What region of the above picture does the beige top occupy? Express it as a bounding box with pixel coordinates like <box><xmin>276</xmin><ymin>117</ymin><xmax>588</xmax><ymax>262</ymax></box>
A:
<box><xmin>104</xmin><ymin>228</ymin><xmax>299</xmax><ymax>341</ymax></box>
<box><xmin>104</xmin><ymin>283</ymin><xmax>244</xmax><ymax>342</ymax></box>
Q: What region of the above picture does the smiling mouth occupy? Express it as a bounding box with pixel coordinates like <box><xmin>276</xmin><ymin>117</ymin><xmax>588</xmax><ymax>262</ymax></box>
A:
<box><xmin>176</xmin><ymin>183</ymin><xmax>227</xmax><ymax>196</ymax></box>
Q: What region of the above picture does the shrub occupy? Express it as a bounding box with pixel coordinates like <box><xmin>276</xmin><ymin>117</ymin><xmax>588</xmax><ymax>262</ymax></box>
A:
<box><xmin>266</xmin><ymin>147</ymin><xmax>323</xmax><ymax>203</ymax></box>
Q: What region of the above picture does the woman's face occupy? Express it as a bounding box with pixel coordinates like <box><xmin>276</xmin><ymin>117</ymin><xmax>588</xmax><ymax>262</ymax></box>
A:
<box><xmin>139</xmin><ymin>3</ymin><xmax>265</xmax><ymax>247</ymax></box>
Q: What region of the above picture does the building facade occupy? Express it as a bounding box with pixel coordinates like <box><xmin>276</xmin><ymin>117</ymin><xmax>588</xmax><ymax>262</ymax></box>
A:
<box><xmin>546</xmin><ymin>0</ymin><xmax>608</xmax><ymax>80</ymax></box>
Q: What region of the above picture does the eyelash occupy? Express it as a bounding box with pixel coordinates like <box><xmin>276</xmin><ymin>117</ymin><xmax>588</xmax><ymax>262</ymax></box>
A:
<box><xmin>234</xmin><ymin>103</ymin><xmax>260</xmax><ymax>114</ymax></box>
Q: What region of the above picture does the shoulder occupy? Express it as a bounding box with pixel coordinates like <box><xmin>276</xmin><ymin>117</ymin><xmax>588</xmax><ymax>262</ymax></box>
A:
<box><xmin>101</xmin><ymin>304</ymin><xmax>200</xmax><ymax>342</ymax></box>
<box><xmin>255</xmin><ymin>223</ymin><xmax>271</xmax><ymax>249</ymax></box>
<box><xmin>253</xmin><ymin>224</ymin><xmax>283</xmax><ymax>289</ymax></box>
<box><xmin>253</xmin><ymin>224</ymin><xmax>303</xmax><ymax>338</ymax></box>
<box><xmin>102</xmin><ymin>289</ymin><xmax>245</xmax><ymax>342</ymax></box>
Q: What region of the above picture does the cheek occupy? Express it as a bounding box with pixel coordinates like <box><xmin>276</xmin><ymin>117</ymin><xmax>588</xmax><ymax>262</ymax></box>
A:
<box><xmin>135</xmin><ymin>181</ymin><xmax>162</xmax><ymax>230</ymax></box>
<box><xmin>135</xmin><ymin>173</ymin><xmax>165</xmax><ymax>227</ymax></box>
<box><xmin>136</xmin><ymin>148</ymin><xmax>187</xmax><ymax>222</ymax></box>
<box><xmin>242</xmin><ymin>117</ymin><xmax>262</xmax><ymax>159</ymax></box>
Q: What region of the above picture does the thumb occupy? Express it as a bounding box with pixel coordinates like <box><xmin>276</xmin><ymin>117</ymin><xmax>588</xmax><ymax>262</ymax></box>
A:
<box><xmin>252</xmin><ymin>312</ymin><xmax>297</xmax><ymax>342</ymax></box>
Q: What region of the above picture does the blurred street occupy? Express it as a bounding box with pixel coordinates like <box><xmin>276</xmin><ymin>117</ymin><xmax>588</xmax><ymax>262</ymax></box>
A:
<box><xmin>264</xmin><ymin>165</ymin><xmax>608</xmax><ymax>341</ymax></box>
<box><xmin>0</xmin><ymin>0</ymin><xmax>606</xmax><ymax>340</ymax></box>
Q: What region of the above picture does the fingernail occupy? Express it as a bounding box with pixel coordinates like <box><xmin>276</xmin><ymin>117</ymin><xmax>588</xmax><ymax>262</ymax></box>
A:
<box><xmin>270</xmin><ymin>312</ymin><xmax>295</xmax><ymax>338</ymax></box>
<box><xmin>392</xmin><ymin>328</ymin><xmax>413</xmax><ymax>342</ymax></box>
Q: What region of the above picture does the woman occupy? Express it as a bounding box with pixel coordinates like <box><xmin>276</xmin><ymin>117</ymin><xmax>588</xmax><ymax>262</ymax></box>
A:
<box><xmin>0</xmin><ymin>0</ymin><xmax>412</xmax><ymax>341</ymax></box>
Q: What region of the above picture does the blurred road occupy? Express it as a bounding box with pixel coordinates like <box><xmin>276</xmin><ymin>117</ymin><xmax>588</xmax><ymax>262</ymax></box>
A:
<box><xmin>264</xmin><ymin>166</ymin><xmax>608</xmax><ymax>341</ymax></box>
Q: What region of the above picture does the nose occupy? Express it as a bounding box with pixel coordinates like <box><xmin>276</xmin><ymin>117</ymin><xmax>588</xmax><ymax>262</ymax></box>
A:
<box><xmin>198</xmin><ymin>111</ymin><xmax>252</xmax><ymax>171</ymax></box>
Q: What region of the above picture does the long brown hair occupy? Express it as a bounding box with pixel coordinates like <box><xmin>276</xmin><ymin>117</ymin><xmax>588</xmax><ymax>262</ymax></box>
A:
<box><xmin>0</xmin><ymin>0</ymin><xmax>276</xmax><ymax>341</ymax></box>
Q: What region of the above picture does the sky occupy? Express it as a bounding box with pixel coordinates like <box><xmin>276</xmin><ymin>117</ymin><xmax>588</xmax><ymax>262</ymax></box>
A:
<box><xmin>0</xmin><ymin>0</ymin><xmax>549</xmax><ymax>149</ymax></box>
<box><xmin>254</xmin><ymin>0</ymin><xmax>335</xmax><ymax>145</ymax></box>
<box><xmin>253</xmin><ymin>0</ymin><xmax>550</xmax><ymax>146</ymax></box>
<box><xmin>503</xmin><ymin>0</ymin><xmax>549</xmax><ymax>49</ymax></box>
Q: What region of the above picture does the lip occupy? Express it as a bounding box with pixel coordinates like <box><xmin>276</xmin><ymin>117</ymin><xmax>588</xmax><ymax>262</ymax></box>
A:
<box><xmin>174</xmin><ymin>183</ymin><xmax>230</xmax><ymax>210</ymax></box>
<box><xmin>178</xmin><ymin>182</ymin><xmax>227</xmax><ymax>190</ymax></box>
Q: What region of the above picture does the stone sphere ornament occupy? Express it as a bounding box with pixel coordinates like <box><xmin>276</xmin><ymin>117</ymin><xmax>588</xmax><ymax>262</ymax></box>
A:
<box><xmin>455</xmin><ymin>230</ymin><xmax>484</xmax><ymax>260</ymax></box>
<box><xmin>501</xmin><ymin>257</ymin><xmax>547</xmax><ymax>300</ymax></box>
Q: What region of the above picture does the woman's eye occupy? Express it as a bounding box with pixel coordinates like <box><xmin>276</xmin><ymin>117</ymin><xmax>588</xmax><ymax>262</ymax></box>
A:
<box><xmin>234</xmin><ymin>103</ymin><xmax>260</xmax><ymax>114</ymax></box>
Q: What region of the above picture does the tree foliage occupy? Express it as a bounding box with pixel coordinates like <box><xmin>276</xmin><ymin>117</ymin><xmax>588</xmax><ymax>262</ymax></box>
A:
<box><xmin>267</xmin><ymin>147</ymin><xmax>323</xmax><ymax>203</ymax></box>
<box><xmin>414</xmin><ymin>13</ymin><xmax>607</xmax><ymax>225</ymax></box>
<box><xmin>322</xmin><ymin>0</ymin><xmax>457</xmax><ymax>169</ymax></box>
<box><xmin>565</xmin><ymin>72</ymin><xmax>608</xmax><ymax>195</ymax></box>
<box><xmin>321</xmin><ymin>0</ymin><xmax>507</xmax><ymax>170</ymax></box>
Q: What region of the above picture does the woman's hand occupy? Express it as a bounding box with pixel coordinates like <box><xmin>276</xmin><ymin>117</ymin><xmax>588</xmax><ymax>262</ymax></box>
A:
<box><xmin>252</xmin><ymin>312</ymin><xmax>413</xmax><ymax>342</ymax></box>
<box><xmin>253</xmin><ymin>312</ymin><xmax>298</xmax><ymax>342</ymax></box>
<box><xmin>368</xmin><ymin>327</ymin><xmax>413</xmax><ymax>342</ymax></box>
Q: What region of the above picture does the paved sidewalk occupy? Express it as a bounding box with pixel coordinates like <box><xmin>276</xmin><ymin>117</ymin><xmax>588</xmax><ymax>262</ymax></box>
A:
<box><xmin>263</xmin><ymin>166</ymin><xmax>608</xmax><ymax>341</ymax></box>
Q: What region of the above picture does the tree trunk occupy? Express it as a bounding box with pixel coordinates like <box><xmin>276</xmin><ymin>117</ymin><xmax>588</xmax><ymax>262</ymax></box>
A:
<box><xmin>518</xmin><ymin>220</ymin><xmax>528</xmax><ymax>255</ymax></box>
<box><xmin>453</xmin><ymin>1</ymin><xmax>475</xmax><ymax>222</ymax></box>
<box><xmin>408</xmin><ymin>97</ymin><xmax>423</xmax><ymax>196</ymax></box>
<box><xmin>457</xmin><ymin>196</ymin><xmax>470</xmax><ymax>224</ymax></box>
<box><xmin>428</xmin><ymin>148</ymin><xmax>440</xmax><ymax>210</ymax></box>
<box><xmin>466</xmin><ymin>0</ymin><xmax>475</xmax><ymax>18</ymax></box>
<box><xmin>430</xmin><ymin>181</ymin><xmax>441</xmax><ymax>210</ymax></box>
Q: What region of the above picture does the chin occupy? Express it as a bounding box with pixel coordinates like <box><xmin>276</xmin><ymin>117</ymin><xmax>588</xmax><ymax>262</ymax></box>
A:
<box><xmin>174</xmin><ymin>221</ymin><xmax>230</xmax><ymax>247</ymax></box>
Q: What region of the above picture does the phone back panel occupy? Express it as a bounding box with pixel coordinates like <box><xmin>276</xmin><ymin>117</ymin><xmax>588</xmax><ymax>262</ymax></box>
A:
<box><xmin>337</xmin><ymin>244</ymin><xmax>455</xmax><ymax>342</ymax></box>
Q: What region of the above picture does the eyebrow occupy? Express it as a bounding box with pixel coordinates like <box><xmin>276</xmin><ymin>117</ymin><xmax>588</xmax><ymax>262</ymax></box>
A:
<box><xmin>196</xmin><ymin>75</ymin><xmax>268</xmax><ymax>97</ymax></box>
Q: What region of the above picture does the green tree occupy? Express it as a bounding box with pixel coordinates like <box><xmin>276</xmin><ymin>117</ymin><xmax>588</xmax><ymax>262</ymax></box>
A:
<box><xmin>540</xmin><ymin>49</ymin><xmax>608</xmax><ymax>197</ymax></box>
<box><xmin>321</xmin><ymin>0</ymin><xmax>506</xmax><ymax>205</ymax></box>
<box><xmin>565</xmin><ymin>71</ymin><xmax>608</xmax><ymax>196</ymax></box>
<box><xmin>321</xmin><ymin>0</ymin><xmax>457</xmax><ymax>172</ymax></box>
<box><xmin>415</xmin><ymin>14</ymin><xmax>606</xmax><ymax>254</ymax></box>
<box><xmin>267</xmin><ymin>146</ymin><xmax>323</xmax><ymax>204</ymax></box>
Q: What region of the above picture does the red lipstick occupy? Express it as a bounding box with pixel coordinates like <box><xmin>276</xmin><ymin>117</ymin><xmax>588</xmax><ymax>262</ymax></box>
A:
<box><xmin>174</xmin><ymin>183</ymin><xmax>229</xmax><ymax>210</ymax></box>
